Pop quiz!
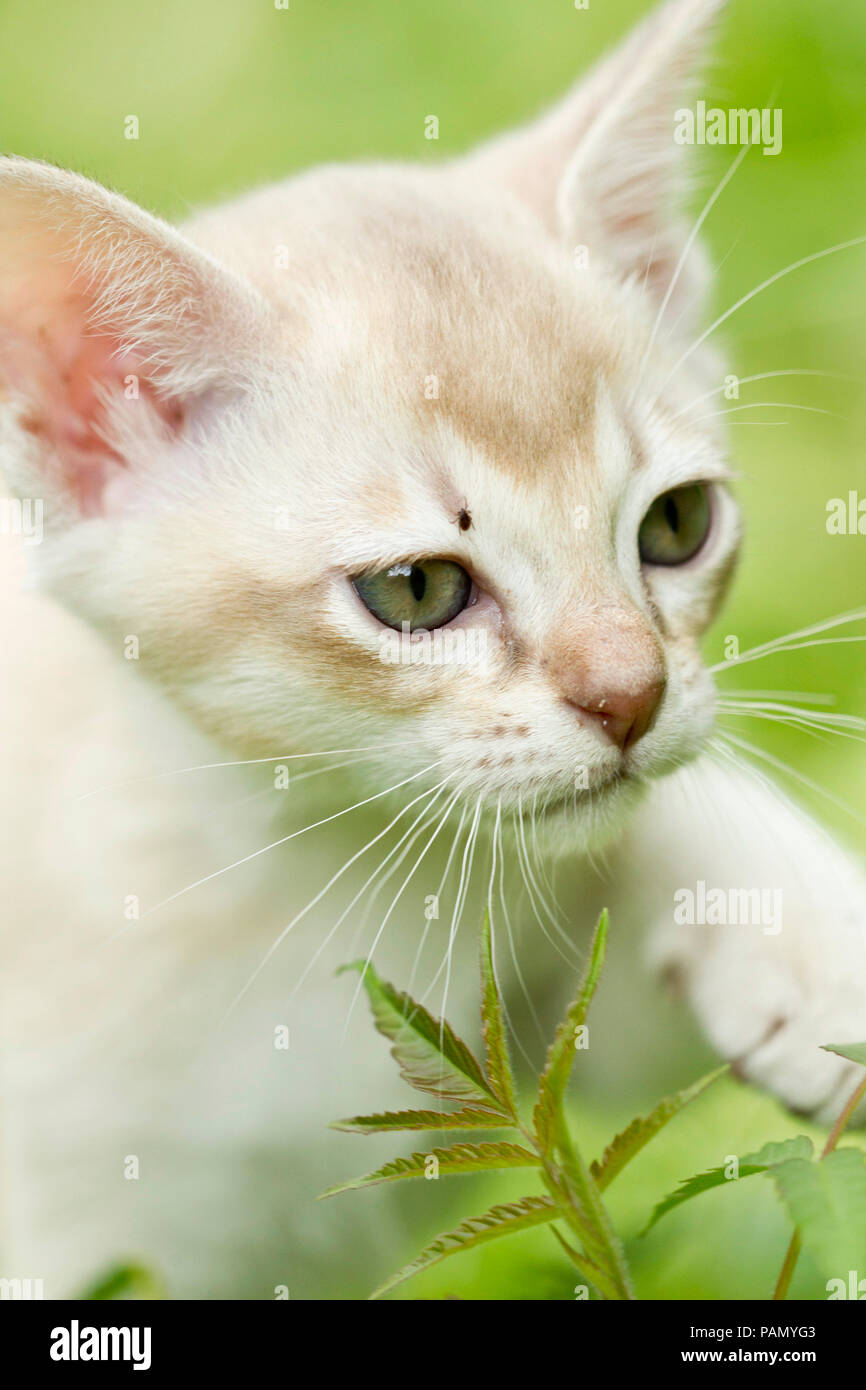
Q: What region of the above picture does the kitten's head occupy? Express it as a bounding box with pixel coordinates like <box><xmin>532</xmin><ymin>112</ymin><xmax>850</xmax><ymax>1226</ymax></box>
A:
<box><xmin>0</xmin><ymin>0</ymin><xmax>738</xmax><ymax>844</ymax></box>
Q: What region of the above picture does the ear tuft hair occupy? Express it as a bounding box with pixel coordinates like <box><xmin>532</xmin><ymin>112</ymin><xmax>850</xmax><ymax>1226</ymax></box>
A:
<box><xmin>462</xmin><ymin>0</ymin><xmax>727</xmax><ymax>327</ymax></box>
<box><xmin>0</xmin><ymin>158</ymin><xmax>271</xmax><ymax>514</ymax></box>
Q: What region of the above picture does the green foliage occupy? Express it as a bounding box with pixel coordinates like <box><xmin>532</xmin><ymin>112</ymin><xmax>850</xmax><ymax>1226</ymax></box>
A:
<box><xmin>479</xmin><ymin>905</ymin><xmax>519</xmax><ymax>1121</ymax></box>
<box><xmin>823</xmin><ymin>1042</ymin><xmax>866</xmax><ymax>1067</ymax></box>
<box><xmin>771</xmin><ymin>1149</ymin><xmax>866</xmax><ymax>1277</ymax></box>
<box><xmin>328</xmin><ymin>910</ymin><xmax>724</xmax><ymax>1299</ymax></box>
<box><xmin>321</xmin><ymin>1141</ymin><xmax>540</xmax><ymax>1198</ymax></box>
<box><xmin>534</xmin><ymin>909</ymin><xmax>608</xmax><ymax>1149</ymax></box>
<box><xmin>330</xmin><ymin>1107</ymin><xmax>509</xmax><ymax>1134</ymax></box>
<box><xmin>591</xmin><ymin>1066</ymin><xmax>728</xmax><ymax>1192</ymax></box>
<box><xmin>642</xmin><ymin>1137</ymin><xmax>814</xmax><ymax>1234</ymax></box>
<box><xmin>337</xmin><ymin>959</ymin><xmax>507</xmax><ymax>1113</ymax></box>
<box><xmin>643</xmin><ymin>1060</ymin><xmax>866</xmax><ymax>1301</ymax></box>
<box><xmin>81</xmin><ymin>1263</ymin><xmax>165</xmax><ymax>1300</ymax></box>
<box><xmin>329</xmin><ymin>910</ymin><xmax>866</xmax><ymax>1300</ymax></box>
<box><xmin>9</xmin><ymin>0</ymin><xmax>866</xmax><ymax>1305</ymax></box>
<box><xmin>369</xmin><ymin>1196</ymin><xmax>559</xmax><ymax>1301</ymax></box>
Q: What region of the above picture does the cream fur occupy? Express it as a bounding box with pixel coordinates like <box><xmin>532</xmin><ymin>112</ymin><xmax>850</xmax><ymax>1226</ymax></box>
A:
<box><xmin>1</xmin><ymin>0</ymin><xmax>864</xmax><ymax>1298</ymax></box>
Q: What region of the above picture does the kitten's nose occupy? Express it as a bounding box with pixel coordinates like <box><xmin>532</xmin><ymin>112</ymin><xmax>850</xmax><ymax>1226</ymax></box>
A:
<box><xmin>566</xmin><ymin>682</ymin><xmax>665</xmax><ymax>751</ymax></box>
<box><xmin>545</xmin><ymin>604</ymin><xmax>666</xmax><ymax>752</ymax></box>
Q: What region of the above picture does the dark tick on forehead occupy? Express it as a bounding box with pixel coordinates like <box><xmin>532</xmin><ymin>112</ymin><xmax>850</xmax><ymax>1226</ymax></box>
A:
<box><xmin>457</xmin><ymin>507</ymin><xmax>472</xmax><ymax>531</ymax></box>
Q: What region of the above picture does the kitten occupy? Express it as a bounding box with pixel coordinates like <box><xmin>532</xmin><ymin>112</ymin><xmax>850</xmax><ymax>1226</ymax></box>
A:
<box><xmin>1</xmin><ymin>0</ymin><xmax>864</xmax><ymax>1298</ymax></box>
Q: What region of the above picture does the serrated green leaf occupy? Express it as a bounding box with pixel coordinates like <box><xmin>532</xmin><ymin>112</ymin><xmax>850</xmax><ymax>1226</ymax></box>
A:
<box><xmin>369</xmin><ymin>1195</ymin><xmax>558</xmax><ymax>1299</ymax></box>
<box><xmin>771</xmin><ymin>1149</ymin><xmax>866</xmax><ymax>1277</ymax></box>
<box><xmin>742</xmin><ymin>1136</ymin><xmax>814</xmax><ymax>1168</ymax></box>
<box><xmin>340</xmin><ymin>959</ymin><xmax>506</xmax><ymax>1113</ymax></box>
<box><xmin>534</xmin><ymin>910</ymin><xmax>608</xmax><ymax>1147</ymax></box>
<box><xmin>591</xmin><ymin>1066</ymin><xmax>728</xmax><ymax>1191</ymax></box>
<box><xmin>330</xmin><ymin>1107</ymin><xmax>511</xmax><ymax>1134</ymax></box>
<box><xmin>641</xmin><ymin>1136</ymin><xmax>814</xmax><ymax>1236</ymax></box>
<box><xmin>822</xmin><ymin>1041</ymin><xmax>866</xmax><ymax>1067</ymax></box>
<box><xmin>642</xmin><ymin>1165</ymin><xmax>767</xmax><ymax>1235</ymax></box>
<box><xmin>480</xmin><ymin>909</ymin><xmax>518</xmax><ymax>1120</ymax></box>
<box><xmin>320</xmin><ymin>1140</ymin><xmax>540</xmax><ymax>1197</ymax></box>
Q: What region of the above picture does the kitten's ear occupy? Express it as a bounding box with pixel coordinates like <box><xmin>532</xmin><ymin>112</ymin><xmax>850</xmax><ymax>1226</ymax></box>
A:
<box><xmin>463</xmin><ymin>0</ymin><xmax>726</xmax><ymax>321</ymax></box>
<box><xmin>0</xmin><ymin>158</ymin><xmax>270</xmax><ymax>516</ymax></box>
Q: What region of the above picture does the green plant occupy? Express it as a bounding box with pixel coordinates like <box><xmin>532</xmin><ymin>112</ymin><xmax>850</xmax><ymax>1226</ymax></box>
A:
<box><xmin>325</xmin><ymin>911</ymin><xmax>866</xmax><ymax>1300</ymax></box>
<box><xmin>644</xmin><ymin>1040</ymin><xmax>866</xmax><ymax>1300</ymax></box>
<box><xmin>81</xmin><ymin>1262</ymin><xmax>166</xmax><ymax>1300</ymax></box>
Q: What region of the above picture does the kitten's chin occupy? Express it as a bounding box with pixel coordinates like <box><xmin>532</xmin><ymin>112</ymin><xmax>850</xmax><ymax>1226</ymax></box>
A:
<box><xmin>530</xmin><ymin>774</ymin><xmax>648</xmax><ymax>856</ymax></box>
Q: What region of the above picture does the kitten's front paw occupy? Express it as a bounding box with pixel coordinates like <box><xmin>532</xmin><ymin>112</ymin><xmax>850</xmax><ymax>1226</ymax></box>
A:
<box><xmin>651</xmin><ymin>922</ymin><xmax>866</xmax><ymax>1125</ymax></box>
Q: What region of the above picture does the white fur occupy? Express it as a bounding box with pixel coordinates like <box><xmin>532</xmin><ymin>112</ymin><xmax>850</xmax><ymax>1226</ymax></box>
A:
<box><xmin>1</xmin><ymin>0</ymin><xmax>864</xmax><ymax>1298</ymax></box>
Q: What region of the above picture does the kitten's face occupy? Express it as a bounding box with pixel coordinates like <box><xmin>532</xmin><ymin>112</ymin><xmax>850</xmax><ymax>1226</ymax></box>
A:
<box><xmin>0</xmin><ymin>0</ymin><xmax>738</xmax><ymax>843</ymax></box>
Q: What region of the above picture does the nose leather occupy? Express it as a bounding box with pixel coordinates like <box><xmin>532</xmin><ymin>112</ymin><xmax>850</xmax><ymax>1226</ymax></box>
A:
<box><xmin>545</xmin><ymin>604</ymin><xmax>667</xmax><ymax>752</ymax></box>
<box><xmin>565</xmin><ymin>684</ymin><xmax>665</xmax><ymax>751</ymax></box>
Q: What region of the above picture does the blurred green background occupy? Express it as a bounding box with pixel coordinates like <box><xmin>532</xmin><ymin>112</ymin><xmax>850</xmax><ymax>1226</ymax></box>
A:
<box><xmin>5</xmin><ymin>0</ymin><xmax>864</xmax><ymax>1299</ymax></box>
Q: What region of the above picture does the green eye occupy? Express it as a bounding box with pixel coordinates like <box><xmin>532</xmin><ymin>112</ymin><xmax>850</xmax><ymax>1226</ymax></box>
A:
<box><xmin>353</xmin><ymin>559</ymin><xmax>472</xmax><ymax>631</ymax></box>
<box><xmin>638</xmin><ymin>484</ymin><xmax>712</xmax><ymax>566</ymax></box>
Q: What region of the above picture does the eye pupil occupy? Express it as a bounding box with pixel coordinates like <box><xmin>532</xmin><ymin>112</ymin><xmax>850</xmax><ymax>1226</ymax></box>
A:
<box><xmin>353</xmin><ymin>559</ymin><xmax>472</xmax><ymax>632</ymax></box>
<box><xmin>638</xmin><ymin>483</ymin><xmax>711</xmax><ymax>566</ymax></box>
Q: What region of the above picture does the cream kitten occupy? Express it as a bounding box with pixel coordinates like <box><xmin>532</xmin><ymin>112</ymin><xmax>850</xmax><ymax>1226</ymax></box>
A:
<box><xmin>2</xmin><ymin>0</ymin><xmax>865</xmax><ymax>1298</ymax></box>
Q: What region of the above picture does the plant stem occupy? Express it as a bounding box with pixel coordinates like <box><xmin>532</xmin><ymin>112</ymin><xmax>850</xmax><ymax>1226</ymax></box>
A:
<box><xmin>521</xmin><ymin>1117</ymin><xmax>604</xmax><ymax>1267</ymax></box>
<box><xmin>539</xmin><ymin>1160</ymin><xmax>611</xmax><ymax>1279</ymax></box>
<box><xmin>819</xmin><ymin>1075</ymin><xmax>866</xmax><ymax>1158</ymax></box>
<box><xmin>533</xmin><ymin>1084</ymin><xmax>635</xmax><ymax>1299</ymax></box>
<box><xmin>549</xmin><ymin>1224</ymin><xmax>618</xmax><ymax>1296</ymax></box>
<box><xmin>773</xmin><ymin>1072</ymin><xmax>866</xmax><ymax>1300</ymax></box>
<box><xmin>554</xmin><ymin>1115</ymin><xmax>635</xmax><ymax>1299</ymax></box>
<box><xmin>772</xmin><ymin>1232</ymin><xmax>802</xmax><ymax>1302</ymax></box>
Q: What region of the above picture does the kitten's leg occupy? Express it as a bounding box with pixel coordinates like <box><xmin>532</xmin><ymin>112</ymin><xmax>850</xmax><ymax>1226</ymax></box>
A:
<box><xmin>612</xmin><ymin>754</ymin><xmax>866</xmax><ymax>1123</ymax></box>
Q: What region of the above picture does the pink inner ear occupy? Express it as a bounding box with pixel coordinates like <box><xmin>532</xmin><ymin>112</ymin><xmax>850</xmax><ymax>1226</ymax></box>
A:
<box><xmin>45</xmin><ymin>315</ymin><xmax>129</xmax><ymax>512</ymax></box>
<box><xmin>1</xmin><ymin>256</ymin><xmax>182</xmax><ymax>516</ymax></box>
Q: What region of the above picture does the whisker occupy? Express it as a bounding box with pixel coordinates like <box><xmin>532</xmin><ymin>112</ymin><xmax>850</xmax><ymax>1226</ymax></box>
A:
<box><xmin>631</xmin><ymin>142</ymin><xmax>751</xmax><ymax>405</ymax></box>
<box><xmin>141</xmin><ymin>760</ymin><xmax>444</xmax><ymax>921</ymax></box>
<box><xmin>76</xmin><ymin>743</ymin><xmax>412</xmax><ymax>801</ymax></box>
<box><xmin>670</xmin><ymin>369</ymin><xmax>854</xmax><ymax>423</ymax></box>
<box><xmin>708</xmin><ymin>607</ymin><xmax>866</xmax><ymax>675</ymax></box>
<box><xmin>661</xmin><ymin>230</ymin><xmax>743</xmax><ymax>348</ymax></box>
<box><xmin>718</xmin><ymin>698</ymin><xmax>866</xmax><ymax>740</ymax></box>
<box><xmin>520</xmin><ymin>798</ymin><xmax>577</xmax><ymax>956</ymax></box>
<box><xmin>719</xmin><ymin>708</ymin><xmax>831</xmax><ymax>745</ymax></box>
<box><xmin>712</xmin><ymin>636</ymin><xmax>866</xmax><ymax>675</ymax></box>
<box><xmin>529</xmin><ymin>788</ymin><xmax>563</xmax><ymax>913</ymax></box>
<box><xmin>344</xmin><ymin>785</ymin><xmax>459</xmax><ymax>959</ymax></box>
<box><xmin>513</xmin><ymin>798</ymin><xmax>580</xmax><ymax>968</ymax></box>
<box><xmin>690</xmin><ymin>400</ymin><xmax>838</xmax><ymax>424</ymax></box>
<box><xmin>435</xmin><ymin>795</ymin><xmax>485</xmax><ymax>1052</ymax></box>
<box><xmin>713</xmin><ymin>732</ymin><xmax>866</xmax><ymax>830</ymax></box>
<box><xmin>485</xmin><ymin>808</ymin><xmax>536</xmax><ymax>1074</ymax></box>
<box><xmin>284</xmin><ymin>749</ymin><xmax>407</xmax><ymax>788</ymax></box>
<box><xmin>296</xmin><ymin>784</ymin><xmax>458</xmax><ymax>1004</ymax></box>
<box><xmin>418</xmin><ymin>795</ymin><xmax>484</xmax><ymax>1010</ymax></box>
<box><xmin>494</xmin><ymin>798</ymin><xmax>545</xmax><ymax>1057</ymax></box>
<box><xmin>653</xmin><ymin>235</ymin><xmax>866</xmax><ymax>408</ymax></box>
<box><xmin>406</xmin><ymin>795</ymin><xmax>469</xmax><ymax>999</ymax></box>
<box><xmin>344</xmin><ymin>792</ymin><xmax>480</xmax><ymax>1039</ymax></box>
<box><xmin>719</xmin><ymin>688</ymin><xmax>836</xmax><ymax>705</ymax></box>
<box><xmin>214</xmin><ymin>778</ymin><xmax>449</xmax><ymax>1023</ymax></box>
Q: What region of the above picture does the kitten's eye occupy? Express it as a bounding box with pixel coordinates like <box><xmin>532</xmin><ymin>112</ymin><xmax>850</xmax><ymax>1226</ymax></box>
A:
<box><xmin>638</xmin><ymin>484</ymin><xmax>711</xmax><ymax>566</ymax></box>
<box><xmin>353</xmin><ymin>559</ymin><xmax>472</xmax><ymax>631</ymax></box>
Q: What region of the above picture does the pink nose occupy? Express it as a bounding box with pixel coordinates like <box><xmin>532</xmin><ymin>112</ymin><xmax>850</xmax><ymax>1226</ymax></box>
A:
<box><xmin>565</xmin><ymin>682</ymin><xmax>665</xmax><ymax>751</ymax></box>
<box><xmin>544</xmin><ymin>604</ymin><xmax>667</xmax><ymax>752</ymax></box>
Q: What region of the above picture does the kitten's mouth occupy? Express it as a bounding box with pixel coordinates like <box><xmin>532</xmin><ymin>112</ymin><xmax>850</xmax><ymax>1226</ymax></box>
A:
<box><xmin>534</xmin><ymin>767</ymin><xmax>631</xmax><ymax>819</ymax></box>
